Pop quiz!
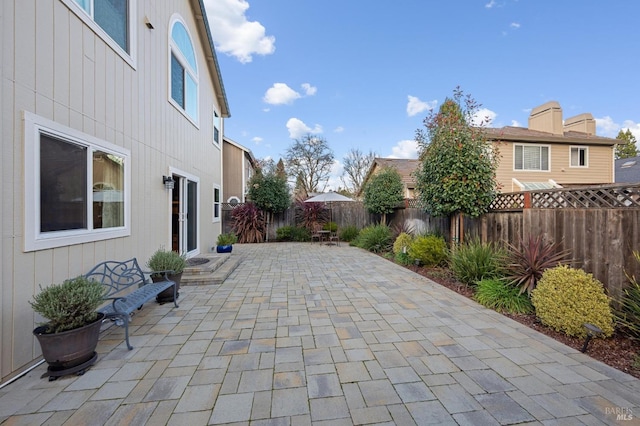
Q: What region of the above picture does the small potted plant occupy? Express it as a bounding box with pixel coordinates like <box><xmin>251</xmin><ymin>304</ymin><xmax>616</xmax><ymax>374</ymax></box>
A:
<box><xmin>216</xmin><ymin>232</ymin><xmax>238</xmax><ymax>253</ymax></box>
<box><xmin>146</xmin><ymin>247</ymin><xmax>187</xmax><ymax>303</ymax></box>
<box><xmin>30</xmin><ymin>276</ymin><xmax>106</xmax><ymax>380</ymax></box>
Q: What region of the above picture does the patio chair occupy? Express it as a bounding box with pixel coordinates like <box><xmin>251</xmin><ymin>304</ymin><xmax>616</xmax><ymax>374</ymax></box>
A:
<box><xmin>329</xmin><ymin>230</ymin><xmax>340</xmax><ymax>246</ymax></box>
<box><xmin>311</xmin><ymin>223</ymin><xmax>324</xmax><ymax>244</ymax></box>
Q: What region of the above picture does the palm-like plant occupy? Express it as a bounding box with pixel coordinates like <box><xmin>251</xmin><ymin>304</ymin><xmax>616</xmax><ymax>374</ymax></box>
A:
<box><xmin>505</xmin><ymin>235</ymin><xmax>570</xmax><ymax>295</ymax></box>
<box><xmin>294</xmin><ymin>199</ymin><xmax>328</xmax><ymax>231</ymax></box>
<box><xmin>231</xmin><ymin>202</ymin><xmax>265</xmax><ymax>243</ymax></box>
<box><xmin>615</xmin><ymin>251</ymin><xmax>640</xmax><ymax>339</ymax></box>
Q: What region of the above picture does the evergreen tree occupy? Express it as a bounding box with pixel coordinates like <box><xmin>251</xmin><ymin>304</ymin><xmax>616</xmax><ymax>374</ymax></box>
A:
<box><xmin>615</xmin><ymin>129</ymin><xmax>638</xmax><ymax>159</ymax></box>
<box><xmin>414</xmin><ymin>88</ymin><xmax>499</xmax><ymax>245</ymax></box>
<box><xmin>362</xmin><ymin>166</ymin><xmax>404</xmax><ymax>225</ymax></box>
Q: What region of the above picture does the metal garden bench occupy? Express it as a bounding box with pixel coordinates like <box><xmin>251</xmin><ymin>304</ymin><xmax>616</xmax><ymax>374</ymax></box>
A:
<box><xmin>85</xmin><ymin>258</ymin><xmax>178</xmax><ymax>350</ymax></box>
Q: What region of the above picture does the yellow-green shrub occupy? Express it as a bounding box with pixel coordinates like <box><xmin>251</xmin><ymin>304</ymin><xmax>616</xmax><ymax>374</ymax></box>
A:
<box><xmin>531</xmin><ymin>265</ymin><xmax>614</xmax><ymax>338</ymax></box>
<box><xmin>407</xmin><ymin>235</ymin><xmax>447</xmax><ymax>267</ymax></box>
<box><xmin>393</xmin><ymin>232</ymin><xmax>414</xmax><ymax>255</ymax></box>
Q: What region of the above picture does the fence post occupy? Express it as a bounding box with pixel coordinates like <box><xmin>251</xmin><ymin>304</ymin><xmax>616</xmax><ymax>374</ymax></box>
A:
<box><xmin>523</xmin><ymin>192</ymin><xmax>531</xmax><ymax>209</ymax></box>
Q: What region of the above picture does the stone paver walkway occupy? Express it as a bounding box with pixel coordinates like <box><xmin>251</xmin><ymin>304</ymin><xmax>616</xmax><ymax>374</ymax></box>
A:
<box><xmin>1</xmin><ymin>243</ymin><xmax>639</xmax><ymax>425</ymax></box>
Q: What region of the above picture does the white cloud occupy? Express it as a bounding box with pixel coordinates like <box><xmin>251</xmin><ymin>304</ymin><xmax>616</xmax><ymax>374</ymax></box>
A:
<box><xmin>510</xmin><ymin>22</ymin><xmax>521</xmax><ymax>29</ymax></box>
<box><xmin>596</xmin><ymin>116</ymin><xmax>619</xmax><ymax>138</ymax></box>
<box><xmin>596</xmin><ymin>116</ymin><xmax>640</xmax><ymax>141</ymax></box>
<box><xmin>407</xmin><ymin>96</ymin><xmax>436</xmax><ymax>117</ymax></box>
<box><xmin>485</xmin><ymin>0</ymin><xmax>497</xmax><ymax>8</ymax></box>
<box><xmin>204</xmin><ymin>0</ymin><xmax>275</xmax><ymax>63</ymax></box>
<box><xmin>263</xmin><ymin>82</ymin><xmax>317</xmax><ymax>105</ymax></box>
<box><xmin>388</xmin><ymin>140</ymin><xmax>419</xmax><ymax>159</ymax></box>
<box><xmin>252</xmin><ymin>136</ymin><xmax>263</xmax><ymax>145</ymax></box>
<box><xmin>264</xmin><ymin>83</ymin><xmax>301</xmax><ymax>105</ymax></box>
<box><xmin>286</xmin><ymin>118</ymin><xmax>323</xmax><ymax>139</ymax></box>
<box><xmin>334</xmin><ymin>126</ymin><xmax>344</xmax><ymax>133</ymax></box>
<box><xmin>472</xmin><ymin>108</ymin><xmax>497</xmax><ymax>126</ymax></box>
<box><xmin>325</xmin><ymin>160</ymin><xmax>345</xmax><ymax>192</ymax></box>
<box><xmin>301</xmin><ymin>83</ymin><xmax>317</xmax><ymax>96</ymax></box>
<box><xmin>511</xmin><ymin>120</ymin><xmax>521</xmax><ymax>127</ymax></box>
<box><xmin>622</xmin><ymin>120</ymin><xmax>640</xmax><ymax>141</ymax></box>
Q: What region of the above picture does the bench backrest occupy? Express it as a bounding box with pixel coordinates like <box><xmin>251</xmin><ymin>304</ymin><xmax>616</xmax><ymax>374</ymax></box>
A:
<box><xmin>85</xmin><ymin>258</ymin><xmax>148</xmax><ymax>298</ymax></box>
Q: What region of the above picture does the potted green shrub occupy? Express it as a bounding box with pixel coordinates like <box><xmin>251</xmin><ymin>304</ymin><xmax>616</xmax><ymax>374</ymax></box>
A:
<box><xmin>30</xmin><ymin>276</ymin><xmax>106</xmax><ymax>380</ymax></box>
<box><xmin>216</xmin><ymin>232</ymin><xmax>238</xmax><ymax>253</ymax></box>
<box><xmin>146</xmin><ymin>247</ymin><xmax>187</xmax><ymax>303</ymax></box>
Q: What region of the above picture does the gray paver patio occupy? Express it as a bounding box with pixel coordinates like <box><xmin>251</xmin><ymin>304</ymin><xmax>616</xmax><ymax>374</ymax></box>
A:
<box><xmin>1</xmin><ymin>242</ymin><xmax>639</xmax><ymax>425</ymax></box>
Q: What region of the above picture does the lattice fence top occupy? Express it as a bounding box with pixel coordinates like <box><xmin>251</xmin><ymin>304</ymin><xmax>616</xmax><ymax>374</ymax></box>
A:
<box><xmin>489</xmin><ymin>184</ymin><xmax>640</xmax><ymax>211</ymax></box>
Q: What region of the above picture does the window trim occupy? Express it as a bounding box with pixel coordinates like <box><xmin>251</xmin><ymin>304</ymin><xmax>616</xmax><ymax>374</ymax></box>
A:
<box><xmin>61</xmin><ymin>0</ymin><xmax>137</xmax><ymax>69</ymax></box>
<box><xmin>213</xmin><ymin>111</ymin><xmax>221</xmax><ymax>146</ymax></box>
<box><xmin>23</xmin><ymin>111</ymin><xmax>131</xmax><ymax>252</ymax></box>
<box><xmin>570</xmin><ymin>146</ymin><xmax>588</xmax><ymax>168</ymax></box>
<box><xmin>168</xmin><ymin>14</ymin><xmax>199</xmax><ymax>126</ymax></box>
<box><xmin>227</xmin><ymin>196</ymin><xmax>241</xmax><ymax>206</ymax></box>
<box><xmin>213</xmin><ymin>185</ymin><xmax>221</xmax><ymax>223</ymax></box>
<box><xmin>513</xmin><ymin>143</ymin><xmax>551</xmax><ymax>172</ymax></box>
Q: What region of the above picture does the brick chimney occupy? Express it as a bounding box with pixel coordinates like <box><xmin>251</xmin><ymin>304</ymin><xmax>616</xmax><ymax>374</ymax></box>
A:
<box><xmin>528</xmin><ymin>101</ymin><xmax>563</xmax><ymax>135</ymax></box>
<box><xmin>563</xmin><ymin>113</ymin><xmax>595</xmax><ymax>135</ymax></box>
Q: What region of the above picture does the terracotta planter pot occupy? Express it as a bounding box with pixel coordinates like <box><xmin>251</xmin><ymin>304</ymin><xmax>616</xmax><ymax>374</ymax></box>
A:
<box><xmin>33</xmin><ymin>312</ymin><xmax>104</xmax><ymax>371</ymax></box>
<box><xmin>154</xmin><ymin>272</ymin><xmax>182</xmax><ymax>304</ymax></box>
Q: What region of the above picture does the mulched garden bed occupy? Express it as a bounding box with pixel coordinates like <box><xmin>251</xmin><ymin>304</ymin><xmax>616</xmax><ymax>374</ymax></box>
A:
<box><xmin>403</xmin><ymin>264</ymin><xmax>640</xmax><ymax>379</ymax></box>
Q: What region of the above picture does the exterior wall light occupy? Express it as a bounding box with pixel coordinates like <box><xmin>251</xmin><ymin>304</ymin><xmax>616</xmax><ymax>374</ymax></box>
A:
<box><xmin>163</xmin><ymin>176</ymin><xmax>175</xmax><ymax>190</ymax></box>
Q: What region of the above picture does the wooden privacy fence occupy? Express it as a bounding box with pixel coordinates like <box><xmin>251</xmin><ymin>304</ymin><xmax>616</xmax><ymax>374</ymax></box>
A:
<box><xmin>222</xmin><ymin>184</ymin><xmax>640</xmax><ymax>297</ymax></box>
<box><xmin>471</xmin><ymin>183</ymin><xmax>640</xmax><ymax>300</ymax></box>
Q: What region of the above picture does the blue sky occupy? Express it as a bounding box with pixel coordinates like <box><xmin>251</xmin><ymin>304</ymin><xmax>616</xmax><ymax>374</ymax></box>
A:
<box><xmin>204</xmin><ymin>0</ymin><xmax>640</xmax><ymax>188</ymax></box>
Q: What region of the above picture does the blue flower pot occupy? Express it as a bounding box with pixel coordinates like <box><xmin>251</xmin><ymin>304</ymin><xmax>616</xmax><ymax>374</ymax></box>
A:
<box><xmin>216</xmin><ymin>245</ymin><xmax>233</xmax><ymax>253</ymax></box>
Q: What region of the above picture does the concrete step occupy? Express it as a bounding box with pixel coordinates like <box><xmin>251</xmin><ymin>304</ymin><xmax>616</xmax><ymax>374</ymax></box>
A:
<box><xmin>181</xmin><ymin>252</ymin><xmax>242</xmax><ymax>286</ymax></box>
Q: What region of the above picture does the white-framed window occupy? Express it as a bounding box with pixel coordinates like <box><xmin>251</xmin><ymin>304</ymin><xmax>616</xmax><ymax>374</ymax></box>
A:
<box><xmin>63</xmin><ymin>0</ymin><xmax>135</xmax><ymax>65</ymax></box>
<box><xmin>213</xmin><ymin>111</ymin><xmax>220</xmax><ymax>145</ymax></box>
<box><xmin>514</xmin><ymin>144</ymin><xmax>550</xmax><ymax>171</ymax></box>
<box><xmin>169</xmin><ymin>16</ymin><xmax>198</xmax><ymax>124</ymax></box>
<box><xmin>23</xmin><ymin>112</ymin><xmax>131</xmax><ymax>252</ymax></box>
<box><xmin>213</xmin><ymin>185</ymin><xmax>221</xmax><ymax>222</ymax></box>
<box><xmin>570</xmin><ymin>146</ymin><xmax>588</xmax><ymax>167</ymax></box>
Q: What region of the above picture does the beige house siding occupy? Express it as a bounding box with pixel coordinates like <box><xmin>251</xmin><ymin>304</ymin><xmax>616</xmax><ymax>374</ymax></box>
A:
<box><xmin>223</xmin><ymin>142</ymin><xmax>244</xmax><ymax>202</ymax></box>
<box><xmin>494</xmin><ymin>141</ymin><xmax>614</xmax><ymax>192</ymax></box>
<box><xmin>1</xmin><ymin>0</ymin><xmax>227</xmax><ymax>382</ymax></box>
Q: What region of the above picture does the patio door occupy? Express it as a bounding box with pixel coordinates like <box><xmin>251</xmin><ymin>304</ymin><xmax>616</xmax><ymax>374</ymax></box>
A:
<box><xmin>171</xmin><ymin>172</ymin><xmax>199</xmax><ymax>255</ymax></box>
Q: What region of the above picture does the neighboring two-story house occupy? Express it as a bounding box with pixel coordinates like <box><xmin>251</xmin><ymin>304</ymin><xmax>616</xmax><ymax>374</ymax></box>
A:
<box><xmin>223</xmin><ymin>136</ymin><xmax>257</xmax><ymax>205</ymax></box>
<box><xmin>486</xmin><ymin>101</ymin><xmax>617</xmax><ymax>192</ymax></box>
<box><xmin>358</xmin><ymin>158</ymin><xmax>421</xmax><ymax>199</ymax></box>
<box><xmin>1</xmin><ymin>0</ymin><xmax>229</xmax><ymax>382</ymax></box>
<box><xmin>360</xmin><ymin>102</ymin><xmax>618</xmax><ymax>200</ymax></box>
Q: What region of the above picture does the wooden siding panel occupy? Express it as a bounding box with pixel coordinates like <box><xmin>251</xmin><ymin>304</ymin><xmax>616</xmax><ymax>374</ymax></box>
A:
<box><xmin>495</xmin><ymin>141</ymin><xmax>614</xmax><ymax>192</ymax></box>
<box><xmin>35</xmin><ymin>0</ymin><xmax>54</xmax><ymax>99</ymax></box>
<box><xmin>68</xmin><ymin>14</ymin><xmax>83</xmax><ymax>113</ymax></box>
<box><xmin>556</xmin><ymin>145</ymin><xmax>613</xmax><ymax>185</ymax></box>
<box><xmin>14</xmin><ymin>0</ymin><xmax>35</xmax><ymax>91</ymax></box>
<box><xmin>104</xmin><ymin>48</ymin><xmax>116</xmax><ymax>134</ymax></box>
<box><xmin>94</xmin><ymin>41</ymin><xmax>106</xmax><ymax>139</ymax></box>
<box><xmin>0</xmin><ymin>0</ymin><xmax>14</xmax><ymax>375</ymax></box>
<box><xmin>53</xmin><ymin>2</ymin><xmax>70</xmax><ymax>107</ymax></box>
<box><xmin>223</xmin><ymin>144</ymin><xmax>244</xmax><ymax>201</ymax></box>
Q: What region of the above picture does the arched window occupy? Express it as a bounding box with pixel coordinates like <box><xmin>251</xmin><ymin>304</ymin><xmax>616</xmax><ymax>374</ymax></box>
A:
<box><xmin>169</xmin><ymin>17</ymin><xmax>198</xmax><ymax>123</ymax></box>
